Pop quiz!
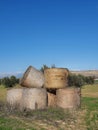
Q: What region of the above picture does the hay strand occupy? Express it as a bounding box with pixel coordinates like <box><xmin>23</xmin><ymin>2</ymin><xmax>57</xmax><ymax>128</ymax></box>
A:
<box><xmin>56</xmin><ymin>87</ymin><xmax>81</xmax><ymax>109</ymax></box>
<box><xmin>48</xmin><ymin>92</ymin><xmax>56</xmax><ymax>107</ymax></box>
<box><xmin>20</xmin><ymin>88</ymin><xmax>47</xmax><ymax>110</ymax></box>
<box><xmin>20</xmin><ymin>66</ymin><xmax>44</xmax><ymax>88</ymax></box>
<box><xmin>44</xmin><ymin>68</ymin><xmax>68</xmax><ymax>89</ymax></box>
<box><xmin>7</xmin><ymin>88</ymin><xmax>23</xmax><ymax>109</ymax></box>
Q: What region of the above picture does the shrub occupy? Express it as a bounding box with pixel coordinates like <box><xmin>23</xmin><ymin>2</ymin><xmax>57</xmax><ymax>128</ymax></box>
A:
<box><xmin>84</xmin><ymin>76</ymin><xmax>94</xmax><ymax>84</ymax></box>
<box><xmin>1</xmin><ymin>77</ymin><xmax>11</xmax><ymax>87</ymax></box>
<box><xmin>40</xmin><ymin>64</ymin><xmax>49</xmax><ymax>73</ymax></box>
<box><xmin>0</xmin><ymin>79</ymin><xmax>1</xmax><ymax>85</ymax></box>
<box><xmin>68</xmin><ymin>74</ymin><xmax>85</xmax><ymax>87</ymax></box>
<box><xmin>68</xmin><ymin>73</ymin><xmax>94</xmax><ymax>87</ymax></box>
<box><xmin>0</xmin><ymin>76</ymin><xmax>19</xmax><ymax>88</ymax></box>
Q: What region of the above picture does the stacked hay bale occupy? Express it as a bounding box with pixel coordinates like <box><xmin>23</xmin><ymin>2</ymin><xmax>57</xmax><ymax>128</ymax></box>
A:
<box><xmin>56</xmin><ymin>87</ymin><xmax>81</xmax><ymax>109</ymax></box>
<box><xmin>20</xmin><ymin>88</ymin><xmax>47</xmax><ymax>110</ymax></box>
<box><xmin>44</xmin><ymin>68</ymin><xmax>81</xmax><ymax>109</ymax></box>
<box><xmin>7</xmin><ymin>66</ymin><xmax>47</xmax><ymax>110</ymax></box>
<box><xmin>47</xmin><ymin>92</ymin><xmax>56</xmax><ymax>107</ymax></box>
<box><xmin>20</xmin><ymin>66</ymin><xmax>47</xmax><ymax>110</ymax></box>
<box><xmin>20</xmin><ymin>66</ymin><xmax>44</xmax><ymax>88</ymax></box>
<box><xmin>44</xmin><ymin>68</ymin><xmax>68</xmax><ymax>89</ymax></box>
<box><xmin>7</xmin><ymin>88</ymin><xmax>23</xmax><ymax>109</ymax></box>
<box><xmin>7</xmin><ymin>66</ymin><xmax>81</xmax><ymax>111</ymax></box>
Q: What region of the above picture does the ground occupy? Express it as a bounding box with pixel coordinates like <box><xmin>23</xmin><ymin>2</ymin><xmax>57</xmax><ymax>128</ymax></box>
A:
<box><xmin>0</xmin><ymin>84</ymin><xmax>98</xmax><ymax>130</ymax></box>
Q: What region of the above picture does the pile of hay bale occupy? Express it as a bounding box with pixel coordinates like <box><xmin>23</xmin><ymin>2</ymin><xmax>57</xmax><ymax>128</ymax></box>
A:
<box><xmin>44</xmin><ymin>68</ymin><xmax>81</xmax><ymax>109</ymax></box>
<box><xmin>7</xmin><ymin>66</ymin><xmax>81</xmax><ymax>110</ymax></box>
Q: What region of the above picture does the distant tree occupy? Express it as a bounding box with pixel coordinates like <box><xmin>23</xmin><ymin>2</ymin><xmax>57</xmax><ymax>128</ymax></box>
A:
<box><xmin>16</xmin><ymin>78</ymin><xmax>19</xmax><ymax>84</ymax></box>
<box><xmin>40</xmin><ymin>64</ymin><xmax>49</xmax><ymax>73</ymax></box>
<box><xmin>0</xmin><ymin>79</ymin><xmax>1</xmax><ymax>85</ymax></box>
<box><xmin>89</xmin><ymin>76</ymin><xmax>94</xmax><ymax>84</ymax></box>
<box><xmin>1</xmin><ymin>77</ymin><xmax>11</xmax><ymax>87</ymax></box>
<box><xmin>51</xmin><ymin>64</ymin><xmax>56</xmax><ymax>68</ymax></box>
<box><xmin>84</xmin><ymin>76</ymin><xmax>94</xmax><ymax>84</ymax></box>
<box><xmin>68</xmin><ymin>73</ymin><xmax>94</xmax><ymax>87</ymax></box>
<box><xmin>10</xmin><ymin>75</ymin><xmax>19</xmax><ymax>87</ymax></box>
<box><xmin>1</xmin><ymin>76</ymin><xmax>19</xmax><ymax>87</ymax></box>
<box><xmin>75</xmin><ymin>75</ymin><xmax>85</xmax><ymax>87</ymax></box>
<box><xmin>68</xmin><ymin>74</ymin><xmax>85</xmax><ymax>87</ymax></box>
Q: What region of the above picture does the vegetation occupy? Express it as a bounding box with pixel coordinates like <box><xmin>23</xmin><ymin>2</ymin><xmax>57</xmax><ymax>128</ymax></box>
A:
<box><xmin>94</xmin><ymin>79</ymin><xmax>98</xmax><ymax>84</ymax></box>
<box><xmin>0</xmin><ymin>84</ymin><xmax>98</xmax><ymax>130</ymax></box>
<box><xmin>0</xmin><ymin>76</ymin><xmax>19</xmax><ymax>87</ymax></box>
<box><xmin>40</xmin><ymin>64</ymin><xmax>49</xmax><ymax>73</ymax></box>
<box><xmin>0</xmin><ymin>85</ymin><xmax>7</xmax><ymax>102</ymax></box>
<box><xmin>82</xmin><ymin>84</ymin><xmax>98</xmax><ymax>97</ymax></box>
<box><xmin>82</xmin><ymin>97</ymin><xmax>98</xmax><ymax>130</ymax></box>
<box><xmin>68</xmin><ymin>74</ymin><xmax>94</xmax><ymax>87</ymax></box>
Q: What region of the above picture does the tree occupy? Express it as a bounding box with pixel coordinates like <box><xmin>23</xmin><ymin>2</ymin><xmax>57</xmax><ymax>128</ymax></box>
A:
<box><xmin>0</xmin><ymin>79</ymin><xmax>1</xmax><ymax>85</ymax></box>
<box><xmin>84</xmin><ymin>76</ymin><xmax>94</xmax><ymax>84</ymax></box>
<box><xmin>68</xmin><ymin>73</ymin><xmax>94</xmax><ymax>87</ymax></box>
<box><xmin>40</xmin><ymin>64</ymin><xmax>49</xmax><ymax>73</ymax></box>
<box><xmin>51</xmin><ymin>64</ymin><xmax>56</xmax><ymax>68</ymax></box>
<box><xmin>1</xmin><ymin>77</ymin><xmax>11</xmax><ymax>87</ymax></box>
<box><xmin>10</xmin><ymin>76</ymin><xmax>18</xmax><ymax>87</ymax></box>
<box><xmin>1</xmin><ymin>76</ymin><xmax>19</xmax><ymax>87</ymax></box>
<box><xmin>68</xmin><ymin>74</ymin><xmax>85</xmax><ymax>87</ymax></box>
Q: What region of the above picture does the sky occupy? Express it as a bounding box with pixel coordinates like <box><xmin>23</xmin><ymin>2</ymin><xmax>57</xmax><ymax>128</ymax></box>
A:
<box><xmin>0</xmin><ymin>0</ymin><xmax>98</xmax><ymax>73</ymax></box>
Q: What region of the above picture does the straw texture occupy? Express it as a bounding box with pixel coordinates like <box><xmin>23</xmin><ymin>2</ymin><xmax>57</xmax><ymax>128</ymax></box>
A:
<box><xmin>20</xmin><ymin>88</ymin><xmax>47</xmax><ymax>110</ymax></box>
<box><xmin>44</xmin><ymin>68</ymin><xmax>68</xmax><ymax>89</ymax></box>
<box><xmin>7</xmin><ymin>88</ymin><xmax>23</xmax><ymax>108</ymax></box>
<box><xmin>56</xmin><ymin>87</ymin><xmax>81</xmax><ymax>109</ymax></box>
<box><xmin>48</xmin><ymin>92</ymin><xmax>56</xmax><ymax>107</ymax></box>
<box><xmin>20</xmin><ymin>66</ymin><xmax>44</xmax><ymax>88</ymax></box>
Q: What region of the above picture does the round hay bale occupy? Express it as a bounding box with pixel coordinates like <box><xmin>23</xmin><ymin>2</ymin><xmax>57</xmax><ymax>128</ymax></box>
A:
<box><xmin>20</xmin><ymin>66</ymin><xmax>44</xmax><ymax>88</ymax></box>
<box><xmin>20</xmin><ymin>88</ymin><xmax>47</xmax><ymax>110</ymax></box>
<box><xmin>56</xmin><ymin>87</ymin><xmax>81</xmax><ymax>109</ymax></box>
<box><xmin>48</xmin><ymin>92</ymin><xmax>56</xmax><ymax>107</ymax></box>
<box><xmin>44</xmin><ymin>68</ymin><xmax>68</xmax><ymax>89</ymax></box>
<box><xmin>7</xmin><ymin>88</ymin><xmax>23</xmax><ymax>108</ymax></box>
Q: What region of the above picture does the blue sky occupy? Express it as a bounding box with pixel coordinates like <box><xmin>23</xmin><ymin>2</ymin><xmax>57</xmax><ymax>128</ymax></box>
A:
<box><xmin>0</xmin><ymin>0</ymin><xmax>98</xmax><ymax>73</ymax></box>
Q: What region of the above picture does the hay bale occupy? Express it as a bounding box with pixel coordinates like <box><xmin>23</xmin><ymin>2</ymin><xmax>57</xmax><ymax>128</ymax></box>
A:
<box><xmin>56</xmin><ymin>87</ymin><xmax>81</xmax><ymax>109</ymax></box>
<box><xmin>7</xmin><ymin>88</ymin><xmax>23</xmax><ymax>108</ymax></box>
<box><xmin>48</xmin><ymin>92</ymin><xmax>56</xmax><ymax>107</ymax></box>
<box><xmin>20</xmin><ymin>66</ymin><xmax>44</xmax><ymax>88</ymax></box>
<box><xmin>20</xmin><ymin>88</ymin><xmax>47</xmax><ymax>110</ymax></box>
<box><xmin>44</xmin><ymin>68</ymin><xmax>68</xmax><ymax>89</ymax></box>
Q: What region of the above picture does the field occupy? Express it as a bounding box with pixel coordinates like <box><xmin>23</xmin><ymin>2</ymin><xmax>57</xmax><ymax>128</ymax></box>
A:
<box><xmin>0</xmin><ymin>84</ymin><xmax>98</xmax><ymax>130</ymax></box>
<box><xmin>71</xmin><ymin>70</ymin><xmax>98</xmax><ymax>78</ymax></box>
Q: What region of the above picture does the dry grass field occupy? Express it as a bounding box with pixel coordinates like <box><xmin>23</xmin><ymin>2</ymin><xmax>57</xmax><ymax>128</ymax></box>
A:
<box><xmin>0</xmin><ymin>84</ymin><xmax>98</xmax><ymax>130</ymax></box>
<box><xmin>71</xmin><ymin>70</ymin><xmax>98</xmax><ymax>78</ymax></box>
<box><xmin>82</xmin><ymin>84</ymin><xmax>98</xmax><ymax>97</ymax></box>
<box><xmin>0</xmin><ymin>85</ymin><xmax>7</xmax><ymax>102</ymax></box>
